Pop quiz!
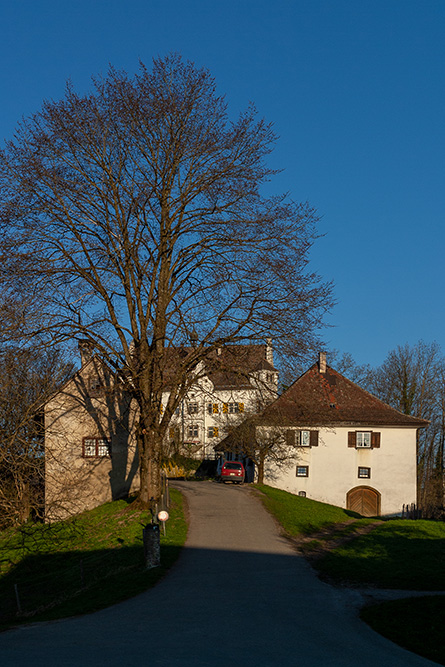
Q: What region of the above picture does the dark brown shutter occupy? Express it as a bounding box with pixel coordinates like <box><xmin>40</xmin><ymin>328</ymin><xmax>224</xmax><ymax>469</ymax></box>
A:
<box><xmin>371</xmin><ymin>431</ymin><xmax>381</xmax><ymax>448</ymax></box>
<box><xmin>348</xmin><ymin>432</ymin><xmax>356</xmax><ymax>447</ymax></box>
<box><xmin>286</xmin><ymin>430</ymin><xmax>295</xmax><ymax>446</ymax></box>
<box><xmin>310</xmin><ymin>430</ymin><xmax>319</xmax><ymax>447</ymax></box>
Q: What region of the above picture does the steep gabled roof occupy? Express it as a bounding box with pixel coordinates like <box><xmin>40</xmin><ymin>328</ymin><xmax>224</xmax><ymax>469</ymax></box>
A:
<box><xmin>257</xmin><ymin>362</ymin><xmax>428</xmax><ymax>428</ymax></box>
<box><xmin>162</xmin><ymin>343</ymin><xmax>275</xmax><ymax>390</ymax></box>
<box><xmin>205</xmin><ymin>344</ymin><xmax>275</xmax><ymax>389</ymax></box>
<box><xmin>54</xmin><ymin>342</ymin><xmax>276</xmax><ymax>396</ymax></box>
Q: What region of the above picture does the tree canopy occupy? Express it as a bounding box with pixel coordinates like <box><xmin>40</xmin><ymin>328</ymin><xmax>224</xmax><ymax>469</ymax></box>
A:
<box><xmin>0</xmin><ymin>54</ymin><xmax>333</xmax><ymax>501</ymax></box>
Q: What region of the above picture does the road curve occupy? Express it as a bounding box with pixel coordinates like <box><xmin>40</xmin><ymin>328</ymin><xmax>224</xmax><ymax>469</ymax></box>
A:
<box><xmin>0</xmin><ymin>481</ymin><xmax>436</xmax><ymax>666</ymax></box>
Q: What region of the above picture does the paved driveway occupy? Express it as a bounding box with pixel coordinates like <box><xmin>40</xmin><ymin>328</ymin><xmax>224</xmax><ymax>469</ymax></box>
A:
<box><xmin>0</xmin><ymin>481</ymin><xmax>436</xmax><ymax>666</ymax></box>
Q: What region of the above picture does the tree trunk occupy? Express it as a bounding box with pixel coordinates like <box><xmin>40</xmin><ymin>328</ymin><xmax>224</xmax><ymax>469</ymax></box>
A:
<box><xmin>257</xmin><ymin>459</ymin><xmax>265</xmax><ymax>484</ymax></box>
<box><xmin>138</xmin><ymin>427</ymin><xmax>162</xmax><ymax>505</ymax></box>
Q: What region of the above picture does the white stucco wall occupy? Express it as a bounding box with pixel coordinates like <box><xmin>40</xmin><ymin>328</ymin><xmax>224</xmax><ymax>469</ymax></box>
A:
<box><xmin>261</xmin><ymin>425</ymin><xmax>418</xmax><ymax>516</ymax></box>
<box><xmin>163</xmin><ymin>383</ymin><xmax>274</xmax><ymax>458</ymax></box>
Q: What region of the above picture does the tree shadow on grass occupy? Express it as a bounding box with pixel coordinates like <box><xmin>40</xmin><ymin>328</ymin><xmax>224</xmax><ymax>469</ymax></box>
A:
<box><xmin>0</xmin><ymin>543</ymin><xmax>182</xmax><ymax>630</ymax></box>
<box><xmin>315</xmin><ymin>529</ymin><xmax>445</xmax><ymax>590</ymax></box>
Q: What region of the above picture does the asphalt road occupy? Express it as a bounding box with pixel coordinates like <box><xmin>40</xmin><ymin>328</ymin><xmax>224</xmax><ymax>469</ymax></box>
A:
<box><xmin>0</xmin><ymin>481</ymin><xmax>437</xmax><ymax>666</ymax></box>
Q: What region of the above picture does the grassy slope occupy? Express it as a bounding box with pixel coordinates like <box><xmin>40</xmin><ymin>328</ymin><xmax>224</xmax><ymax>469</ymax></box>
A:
<box><xmin>315</xmin><ymin>519</ymin><xmax>445</xmax><ymax>590</ymax></box>
<box><xmin>256</xmin><ymin>484</ymin><xmax>445</xmax><ymax>666</ymax></box>
<box><xmin>254</xmin><ymin>484</ymin><xmax>368</xmax><ymax>535</ymax></box>
<box><xmin>255</xmin><ymin>484</ymin><xmax>445</xmax><ymax>590</ymax></box>
<box><xmin>0</xmin><ymin>489</ymin><xmax>187</xmax><ymax>628</ymax></box>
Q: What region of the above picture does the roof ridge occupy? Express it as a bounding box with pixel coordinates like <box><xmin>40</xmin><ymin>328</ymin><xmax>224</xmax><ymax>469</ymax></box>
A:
<box><xmin>258</xmin><ymin>361</ymin><xmax>429</xmax><ymax>427</ymax></box>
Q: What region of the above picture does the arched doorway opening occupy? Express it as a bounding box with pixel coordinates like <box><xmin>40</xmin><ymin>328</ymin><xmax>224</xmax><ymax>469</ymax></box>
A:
<box><xmin>346</xmin><ymin>486</ymin><xmax>381</xmax><ymax>517</ymax></box>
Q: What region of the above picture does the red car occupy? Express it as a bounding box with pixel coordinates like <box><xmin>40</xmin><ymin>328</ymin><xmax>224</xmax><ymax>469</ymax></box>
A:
<box><xmin>220</xmin><ymin>461</ymin><xmax>245</xmax><ymax>484</ymax></box>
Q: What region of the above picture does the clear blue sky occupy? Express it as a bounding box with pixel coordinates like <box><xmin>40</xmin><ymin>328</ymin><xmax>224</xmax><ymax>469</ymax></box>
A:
<box><xmin>1</xmin><ymin>0</ymin><xmax>444</xmax><ymax>368</ymax></box>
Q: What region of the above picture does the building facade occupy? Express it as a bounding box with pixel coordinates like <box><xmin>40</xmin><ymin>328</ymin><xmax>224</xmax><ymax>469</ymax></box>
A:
<box><xmin>219</xmin><ymin>353</ymin><xmax>428</xmax><ymax>516</ymax></box>
<box><xmin>44</xmin><ymin>342</ymin><xmax>278</xmax><ymax>519</ymax></box>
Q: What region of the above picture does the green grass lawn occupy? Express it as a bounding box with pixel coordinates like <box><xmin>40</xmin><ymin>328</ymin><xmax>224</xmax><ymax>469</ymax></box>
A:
<box><xmin>255</xmin><ymin>484</ymin><xmax>445</xmax><ymax>590</ymax></box>
<box><xmin>0</xmin><ymin>489</ymin><xmax>187</xmax><ymax>628</ymax></box>
<box><xmin>254</xmin><ymin>484</ymin><xmax>370</xmax><ymax>535</ymax></box>
<box><xmin>315</xmin><ymin>519</ymin><xmax>445</xmax><ymax>590</ymax></box>
<box><xmin>361</xmin><ymin>597</ymin><xmax>445</xmax><ymax>666</ymax></box>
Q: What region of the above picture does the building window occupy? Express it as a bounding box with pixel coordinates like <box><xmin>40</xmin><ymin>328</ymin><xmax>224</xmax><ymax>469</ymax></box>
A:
<box><xmin>187</xmin><ymin>424</ymin><xmax>199</xmax><ymax>439</ymax></box>
<box><xmin>208</xmin><ymin>426</ymin><xmax>219</xmax><ymax>438</ymax></box>
<box><xmin>298</xmin><ymin>491</ymin><xmax>307</xmax><ymax>497</ymax></box>
<box><xmin>188</xmin><ymin>402</ymin><xmax>199</xmax><ymax>414</ymax></box>
<box><xmin>296</xmin><ymin>466</ymin><xmax>309</xmax><ymax>477</ymax></box>
<box><xmin>298</xmin><ymin>430</ymin><xmax>311</xmax><ymax>446</ymax></box>
<box><xmin>358</xmin><ymin>467</ymin><xmax>371</xmax><ymax>479</ymax></box>
<box><xmin>88</xmin><ymin>378</ymin><xmax>102</xmax><ymax>397</ymax></box>
<box><xmin>356</xmin><ymin>432</ymin><xmax>371</xmax><ymax>448</ymax></box>
<box><xmin>207</xmin><ymin>403</ymin><xmax>219</xmax><ymax>414</ymax></box>
<box><xmin>348</xmin><ymin>431</ymin><xmax>381</xmax><ymax>449</ymax></box>
<box><xmin>287</xmin><ymin>429</ymin><xmax>319</xmax><ymax>447</ymax></box>
<box><xmin>83</xmin><ymin>438</ymin><xmax>110</xmax><ymax>458</ymax></box>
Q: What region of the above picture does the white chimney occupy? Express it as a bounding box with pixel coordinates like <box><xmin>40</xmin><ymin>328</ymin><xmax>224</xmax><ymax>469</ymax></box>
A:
<box><xmin>266</xmin><ymin>338</ymin><xmax>274</xmax><ymax>365</ymax></box>
<box><xmin>318</xmin><ymin>351</ymin><xmax>327</xmax><ymax>374</ymax></box>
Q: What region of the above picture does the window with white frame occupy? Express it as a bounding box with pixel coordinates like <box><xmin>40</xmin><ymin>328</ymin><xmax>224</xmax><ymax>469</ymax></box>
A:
<box><xmin>356</xmin><ymin>432</ymin><xmax>372</xmax><ymax>448</ymax></box>
<box><xmin>296</xmin><ymin>466</ymin><xmax>309</xmax><ymax>477</ymax></box>
<box><xmin>298</xmin><ymin>430</ymin><xmax>311</xmax><ymax>446</ymax></box>
<box><xmin>188</xmin><ymin>402</ymin><xmax>199</xmax><ymax>414</ymax></box>
<box><xmin>358</xmin><ymin>467</ymin><xmax>371</xmax><ymax>478</ymax></box>
<box><xmin>288</xmin><ymin>429</ymin><xmax>318</xmax><ymax>447</ymax></box>
<box><xmin>187</xmin><ymin>424</ymin><xmax>199</xmax><ymax>439</ymax></box>
<box><xmin>228</xmin><ymin>402</ymin><xmax>239</xmax><ymax>414</ymax></box>
<box><xmin>83</xmin><ymin>438</ymin><xmax>110</xmax><ymax>458</ymax></box>
<box><xmin>208</xmin><ymin>426</ymin><xmax>219</xmax><ymax>438</ymax></box>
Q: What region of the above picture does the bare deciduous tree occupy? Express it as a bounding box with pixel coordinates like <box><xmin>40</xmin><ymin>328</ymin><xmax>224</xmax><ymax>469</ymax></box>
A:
<box><xmin>0</xmin><ymin>54</ymin><xmax>333</xmax><ymax>503</ymax></box>
<box><xmin>0</xmin><ymin>346</ymin><xmax>73</xmax><ymax>527</ymax></box>
<box><xmin>218</xmin><ymin>419</ymin><xmax>298</xmax><ymax>484</ymax></box>
<box><xmin>369</xmin><ymin>341</ymin><xmax>444</xmax><ymax>515</ymax></box>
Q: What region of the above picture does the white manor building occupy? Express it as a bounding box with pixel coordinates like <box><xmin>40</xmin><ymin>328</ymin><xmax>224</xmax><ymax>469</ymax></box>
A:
<box><xmin>218</xmin><ymin>353</ymin><xmax>428</xmax><ymax>517</ymax></box>
<box><xmin>163</xmin><ymin>342</ymin><xmax>278</xmax><ymax>459</ymax></box>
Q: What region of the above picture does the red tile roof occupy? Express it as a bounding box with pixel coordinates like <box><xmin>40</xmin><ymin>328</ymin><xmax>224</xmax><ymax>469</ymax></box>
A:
<box><xmin>258</xmin><ymin>363</ymin><xmax>428</xmax><ymax>427</ymax></box>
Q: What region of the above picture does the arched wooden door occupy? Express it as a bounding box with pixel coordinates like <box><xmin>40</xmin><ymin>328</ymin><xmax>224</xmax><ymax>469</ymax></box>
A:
<box><xmin>346</xmin><ymin>486</ymin><xmax>381</xmax><ymax>516</ymax></box>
